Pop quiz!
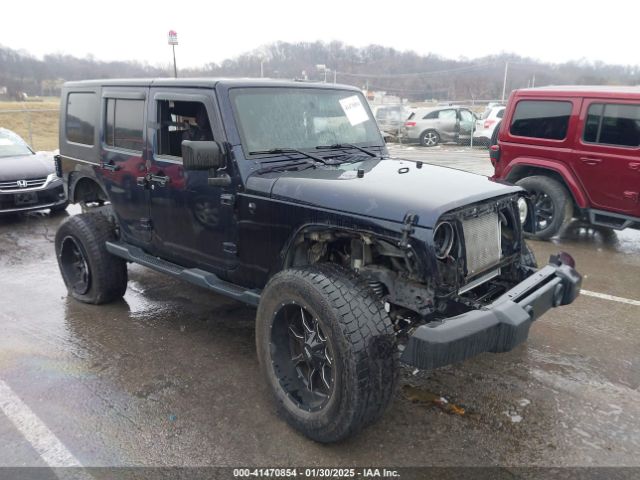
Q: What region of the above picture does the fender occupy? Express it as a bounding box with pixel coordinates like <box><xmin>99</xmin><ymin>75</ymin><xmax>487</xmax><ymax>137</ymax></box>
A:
<box><xmin>68</xmin><ymin>168</ymin><xmax>108</xmax><ymax>205</ymax></box>
<box><xmin>501</xmin><ymin>157</ymin><xmax>589</xmax><ymax>209</ymax></box>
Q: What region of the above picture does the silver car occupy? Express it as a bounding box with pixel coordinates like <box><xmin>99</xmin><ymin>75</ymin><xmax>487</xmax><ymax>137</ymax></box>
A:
<box><xmin>403</xmin><ymin>106</ymin><xmax>476</xmax><ymax>147</ymax></box>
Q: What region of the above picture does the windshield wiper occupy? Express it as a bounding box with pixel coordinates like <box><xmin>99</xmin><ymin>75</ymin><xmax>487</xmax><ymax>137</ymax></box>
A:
<box><xmin>315</xmin><ymin>143</ymin><xmax>380</xmax><ymax>157</ymax></box>
<box><xmin>249</xmin><ymin>148</ymin><xmax>327</xmax><ymax>163</ymax></box>
<box><xmin>254</xmin><ymin>160</ymin><xmax>316</xmax><ymax>175</ymax></box>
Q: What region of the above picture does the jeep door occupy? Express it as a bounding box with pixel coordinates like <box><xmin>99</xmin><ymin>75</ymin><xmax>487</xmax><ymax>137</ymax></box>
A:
<box><xmin>573</xmin><ymin>99</ymin><xmax>640</xmax><ymax>216</ymax></box>
<box><xmin>99</xmin><ymin>89</ymin><xmax>151</xmax><ymax>245</ymax></box>
<box><xmin>147</xmin><ymin>89</ymin><xmax>237</xmax><ymax>274</ymax></box>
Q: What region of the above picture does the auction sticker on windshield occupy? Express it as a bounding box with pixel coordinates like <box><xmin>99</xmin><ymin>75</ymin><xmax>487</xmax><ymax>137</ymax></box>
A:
<box><xmin>339</xmin><ymin>95</ymin><xmax>369</xmax><ymax>126</ymax></box>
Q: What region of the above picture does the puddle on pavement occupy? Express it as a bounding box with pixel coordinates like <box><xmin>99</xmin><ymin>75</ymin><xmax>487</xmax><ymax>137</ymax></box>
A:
<box><xmin>553</xmin><ymin>220</ymin><xmax>640</xmax><ymax>255</ymax></box>
<box><xmin>402</xmin><ymin>384</ymin><xmax>466</xmax><ymax>416</ymax></box>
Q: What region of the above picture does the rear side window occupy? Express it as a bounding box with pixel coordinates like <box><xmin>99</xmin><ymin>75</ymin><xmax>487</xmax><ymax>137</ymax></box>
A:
<box><xmin>497</xmin><ymin>108</ymin><xmax>505</xmax><ymax>118</ymax></box>
<box><xmin>510</xmin><ymin>100</ymin><xmax>572</xmax><ymax>140</ymax></box>
<box><xmin>583</xmin><ymin>103</ymin><xmax>640</xmax><ymax>147</ymax></box>
<box><xmin>438</xmin><ymin>109</ymin><xmax>456</xmax><ymax>120</ymax></box>
<box><xmin>66</xmin><ymin>93</ymin><xmax>97</xmax><ymax>145</ymax></box>
<box><xmin>423</xmin><ymin>111</ymin><xmax>438</xmax><ymax>120</ymax></box>
<box><xmin>105</xmin><ymin>99</ymin><xmax>145</xmax><ymax>151</ymax></box>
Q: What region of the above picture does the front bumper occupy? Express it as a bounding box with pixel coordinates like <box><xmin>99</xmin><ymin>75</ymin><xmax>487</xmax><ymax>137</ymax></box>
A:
<box><xmin>0</xmin><ymin>182</ymin><xmax>67</xmax><ymax>214</ymax></box>
<box><xmin>400</xmin><ymin>254</ymin><xmax>582</xmax><ymax>370</ymax></box>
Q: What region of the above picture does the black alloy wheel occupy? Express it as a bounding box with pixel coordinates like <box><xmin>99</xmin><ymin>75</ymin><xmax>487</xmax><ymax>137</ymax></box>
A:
<box><xmin>516</xmin><ymin>175</ymin><xmax>573</xmax><ymax>240</ymax></box>
<box><xmin>271</xmin><ymin>303</ymin><xmax>335</xmax><ymax>412</ymax></box>
<box><xmin>530</xmin><ymin>189</ymin><xmax>555</xmax><ymax>232</ymax></box>
<box><xmin>59</xmin><ymin>236</ymin><xmax>91</xmax><ymax>295</ymax></box>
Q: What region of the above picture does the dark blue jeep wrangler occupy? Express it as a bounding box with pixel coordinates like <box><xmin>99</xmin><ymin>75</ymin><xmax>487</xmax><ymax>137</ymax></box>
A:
<box><xmin>55</xmin><ymin>79</ymin><xmax>581</xmax><ymax>442</ymax></box>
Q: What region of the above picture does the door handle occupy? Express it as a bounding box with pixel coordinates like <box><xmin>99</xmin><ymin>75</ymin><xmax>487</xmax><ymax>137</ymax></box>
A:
<box><xmin>149</xmin><ymin>174</ymin><xmax>171</xmax><ymax>187</ymax></box>
<box><xmin>629</xmin><ymin>162</ymin><xmax>640</xmax><ymax>171</ymax></box>
<box><xmin>579</xmin><ymin>157</ymin><xmax>603</xmax><ymax>166</ymax></box>
<box><xmin>100</xmin><ymin>161</ymin><xmax>120</xmax><ymax>172</ymax></box>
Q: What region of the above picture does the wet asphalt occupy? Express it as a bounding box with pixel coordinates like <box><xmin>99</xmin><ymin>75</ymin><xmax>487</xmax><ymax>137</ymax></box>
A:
<box><xmin>0</xmin><ymin>146</ymin><xmax>639</xmax><ymax>468</ymax></box>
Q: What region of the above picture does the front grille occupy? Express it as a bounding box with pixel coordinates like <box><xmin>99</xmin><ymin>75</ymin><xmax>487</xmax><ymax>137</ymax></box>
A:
<box><xmin>0</xmin><ymin>177</ymin><xmax>48</xmax><ymax>192</ymax></box>
<box><xmin>462</xmin><ymin>211</ymin><xmax>501</xmax><ymax>276</ymax></box>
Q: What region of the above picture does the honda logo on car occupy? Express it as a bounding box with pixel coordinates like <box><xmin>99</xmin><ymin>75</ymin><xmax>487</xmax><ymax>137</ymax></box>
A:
<box><xmin>16</xmin><ymin>180</ymin><xmax>28</xmax><ymax>188</ymax></box>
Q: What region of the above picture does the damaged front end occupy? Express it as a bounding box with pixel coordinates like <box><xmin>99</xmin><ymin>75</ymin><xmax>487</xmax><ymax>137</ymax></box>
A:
<box><xmin>397</xmin><ymin>194</ymin><xmax>582</xmax><ymax>369</ymax></box>
<box><xmin>284</xmin><ymin>194</ymin><xmax>581</xmax><ymax>371</ymax></box>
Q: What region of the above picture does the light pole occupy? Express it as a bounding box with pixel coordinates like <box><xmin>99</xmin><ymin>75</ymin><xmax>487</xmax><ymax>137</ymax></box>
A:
<box><xmin>501</xmin><ymin>61</ymin><xmax>509</xmax><ymax>103</ymax></box>
<box><xmin>168</xmin><ymin>30</ymin><xmax>178</xmax><ymax>78</ymax></box>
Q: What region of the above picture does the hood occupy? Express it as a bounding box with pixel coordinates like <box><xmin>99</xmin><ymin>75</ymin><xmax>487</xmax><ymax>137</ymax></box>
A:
<box><xmin>252</xmin><ymin>158</ymin><xmax>522</xmax><ymax>228</ymax></box>
<box><xmin>0</xmin><ymin>152</ymin><xmax>55</xmax><ymax>182</ymax></box>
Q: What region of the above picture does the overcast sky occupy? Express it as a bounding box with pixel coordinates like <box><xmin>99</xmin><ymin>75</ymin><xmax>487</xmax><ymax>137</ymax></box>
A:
<box><xmin>2</xmin><ymin>0</ymin><xmax>637</xmax><ymax>69</ymax></box>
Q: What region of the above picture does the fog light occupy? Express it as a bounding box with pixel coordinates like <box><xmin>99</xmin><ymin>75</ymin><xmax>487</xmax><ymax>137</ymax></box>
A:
<box><xmin>517</xmin><ymin>197</ymin><xmax>528</xmax><ymax>224</ymax></box>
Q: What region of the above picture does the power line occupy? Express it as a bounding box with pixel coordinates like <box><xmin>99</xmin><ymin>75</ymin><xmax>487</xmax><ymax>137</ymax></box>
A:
<box><xmin>336</xmin><ymin>62</ymin><xmax>501</xmax><ymax>79</ymax></box>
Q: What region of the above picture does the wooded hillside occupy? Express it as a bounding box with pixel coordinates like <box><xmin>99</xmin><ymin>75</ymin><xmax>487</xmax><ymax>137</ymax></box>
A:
<box><xmin>2</xmin><ymin>41</ymin><xmax>639</xmax><ymax>101</ymax></box>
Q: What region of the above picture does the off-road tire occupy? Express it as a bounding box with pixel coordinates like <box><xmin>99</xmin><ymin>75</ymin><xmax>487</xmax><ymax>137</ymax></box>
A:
<box><xmin>516</xmin><ymin>175</ymin><xmax>574</xmax><ymax>240</ymax></box>
<box><xmin>55</xmin><ymin>213</ymin><xmax>127</xmax><ymax>304</ymax></box>
<box><xmin>256</xmin><ymin>264</ymin><xmax>398</xmax><ymax>443</ymax></box>
<box><xmin>420</xmin><ymin>130</ymin><xmax>440</xmax><ymax>147</ymax></box>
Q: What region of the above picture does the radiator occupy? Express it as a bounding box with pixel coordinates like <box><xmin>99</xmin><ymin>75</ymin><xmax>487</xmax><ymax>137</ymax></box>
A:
<box><xmin>462</xmin><ymin>211</ymin><xmax>501</xmax><ymax>277</ymax></box>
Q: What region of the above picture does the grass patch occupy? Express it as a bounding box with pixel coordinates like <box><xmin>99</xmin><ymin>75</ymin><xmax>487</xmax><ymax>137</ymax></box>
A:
<box><xmin>0</xmin><ymin>100</ymin><xmax>60</xmax><ymax>151</ymax></box>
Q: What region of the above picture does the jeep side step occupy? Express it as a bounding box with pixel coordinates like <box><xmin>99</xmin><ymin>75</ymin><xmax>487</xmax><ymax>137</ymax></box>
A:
<box><xmin>105</xmin><ymin>241</ymin><xmax>261</xmax><ymax>306</ymax></box>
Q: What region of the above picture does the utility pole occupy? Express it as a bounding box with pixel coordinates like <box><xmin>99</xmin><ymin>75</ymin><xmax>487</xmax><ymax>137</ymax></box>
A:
<box><xmin>334</xmin><ymin>69</ymin><xmax>337</xmax><ymax>84</ymax></box>
<box><xmin>168</xmin><ymin>30</ymin><xmax>178</xmax><ymax>78</ymax></box>
<box><xmin>501</xmin><ymin>61</ymin><xmax>509</xmax><ymax>102</ymax></box>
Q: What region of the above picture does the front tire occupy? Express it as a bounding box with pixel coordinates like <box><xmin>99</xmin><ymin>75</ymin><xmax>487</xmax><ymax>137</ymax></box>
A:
<box><xmin>256</xmin><ymin>264</ymin><xmax>397</xmax><ymax>443</ymax></box>
<box><xmin>516</xmin><ymin>176</ymin><xmax>573</xmax><ymax>240</ymax></box>
<box><xmin>55</xmin><ymin>213</ymin><xmax>128</xmax><ymax>304</ymax></box>
<box><xmin>420</xmin><ymin>130</ymin><xmax>440</xmax><ymax>147</ymax></box>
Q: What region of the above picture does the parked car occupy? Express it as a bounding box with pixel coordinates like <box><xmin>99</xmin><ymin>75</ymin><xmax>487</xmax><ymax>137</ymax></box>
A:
<box><xmin>474</xmin><ymin>105</ymin><xmax>505</xmax><ymax>146</ymax></box>
<box><xmin>56</xmin><ymin>79</ymin><xmax>580</xmax><ymax>442</ymax></box>
<box><xmin>403</xmin><ymin>106</ymin><xmax>476</xmax><ymax>146</ymax></box>
<box><xmin>0</xmin><ymin>128</ymin><xmax>67</xmax><ymax>214</ymax></box>
<box><xmin>372</xmin><ymin>104</ymin><xmax>410</xmax><ymax>139</ymax></box>
<box><xmin>492</xmin><ymin>86</ymin><xmax>640</xmax><ymax>239</ymax></box>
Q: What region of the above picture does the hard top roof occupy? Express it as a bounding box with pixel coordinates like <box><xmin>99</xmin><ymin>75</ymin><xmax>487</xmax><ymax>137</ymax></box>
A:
<box><xmin>62</xmin><ymin>77</ymin><xmax>363</xmax><ymax>91</ymax></box>
<box><xmin>514</xmin><ymin>85</ymin><xmax>640</xmax><ymax>98</ymax></box>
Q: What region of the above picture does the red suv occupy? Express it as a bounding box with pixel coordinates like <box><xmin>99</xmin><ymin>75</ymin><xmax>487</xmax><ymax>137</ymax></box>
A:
<box><xmin>491</xmin><ymin>86</ymin><xmax>640</xmax><ymax>239</ymax></box>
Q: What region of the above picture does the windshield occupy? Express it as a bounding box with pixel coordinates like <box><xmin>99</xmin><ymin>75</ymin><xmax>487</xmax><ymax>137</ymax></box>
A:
<box><xmin>230</xmin><ymin>88</ymin><xmax>383</xmax><ymax>154</ymax></box>
<box><xmin>0</xmin><ymin>130</ymin><xmax>32</xmax><ymax>157</ymax></box>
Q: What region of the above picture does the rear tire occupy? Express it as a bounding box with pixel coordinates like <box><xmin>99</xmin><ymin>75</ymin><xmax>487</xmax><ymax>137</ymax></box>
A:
<box><xmin>516</xmin><ymin>175</ymin><xmax>573</xmax><ymax>240</ymax></box>
<box><xmin>420</xmin><ymin>130</ymin><xmax>440</xmax><ymax>147</ymax></box>
<box><xmin>55</xmin><ymin>213</ymin><xmax>127</xmax><ymax>304</ymax></box>
<box><xmin>256</xmin><ymin>264</ymin><xmax>397</xmax><ymax>443</ymax></box>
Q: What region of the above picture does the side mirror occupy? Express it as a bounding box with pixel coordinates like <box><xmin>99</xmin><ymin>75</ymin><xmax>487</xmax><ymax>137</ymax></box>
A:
<box><xmin>182</xmin><ymin>140</ymin><xmax>225</xmax><ymax>171</ymax></box>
